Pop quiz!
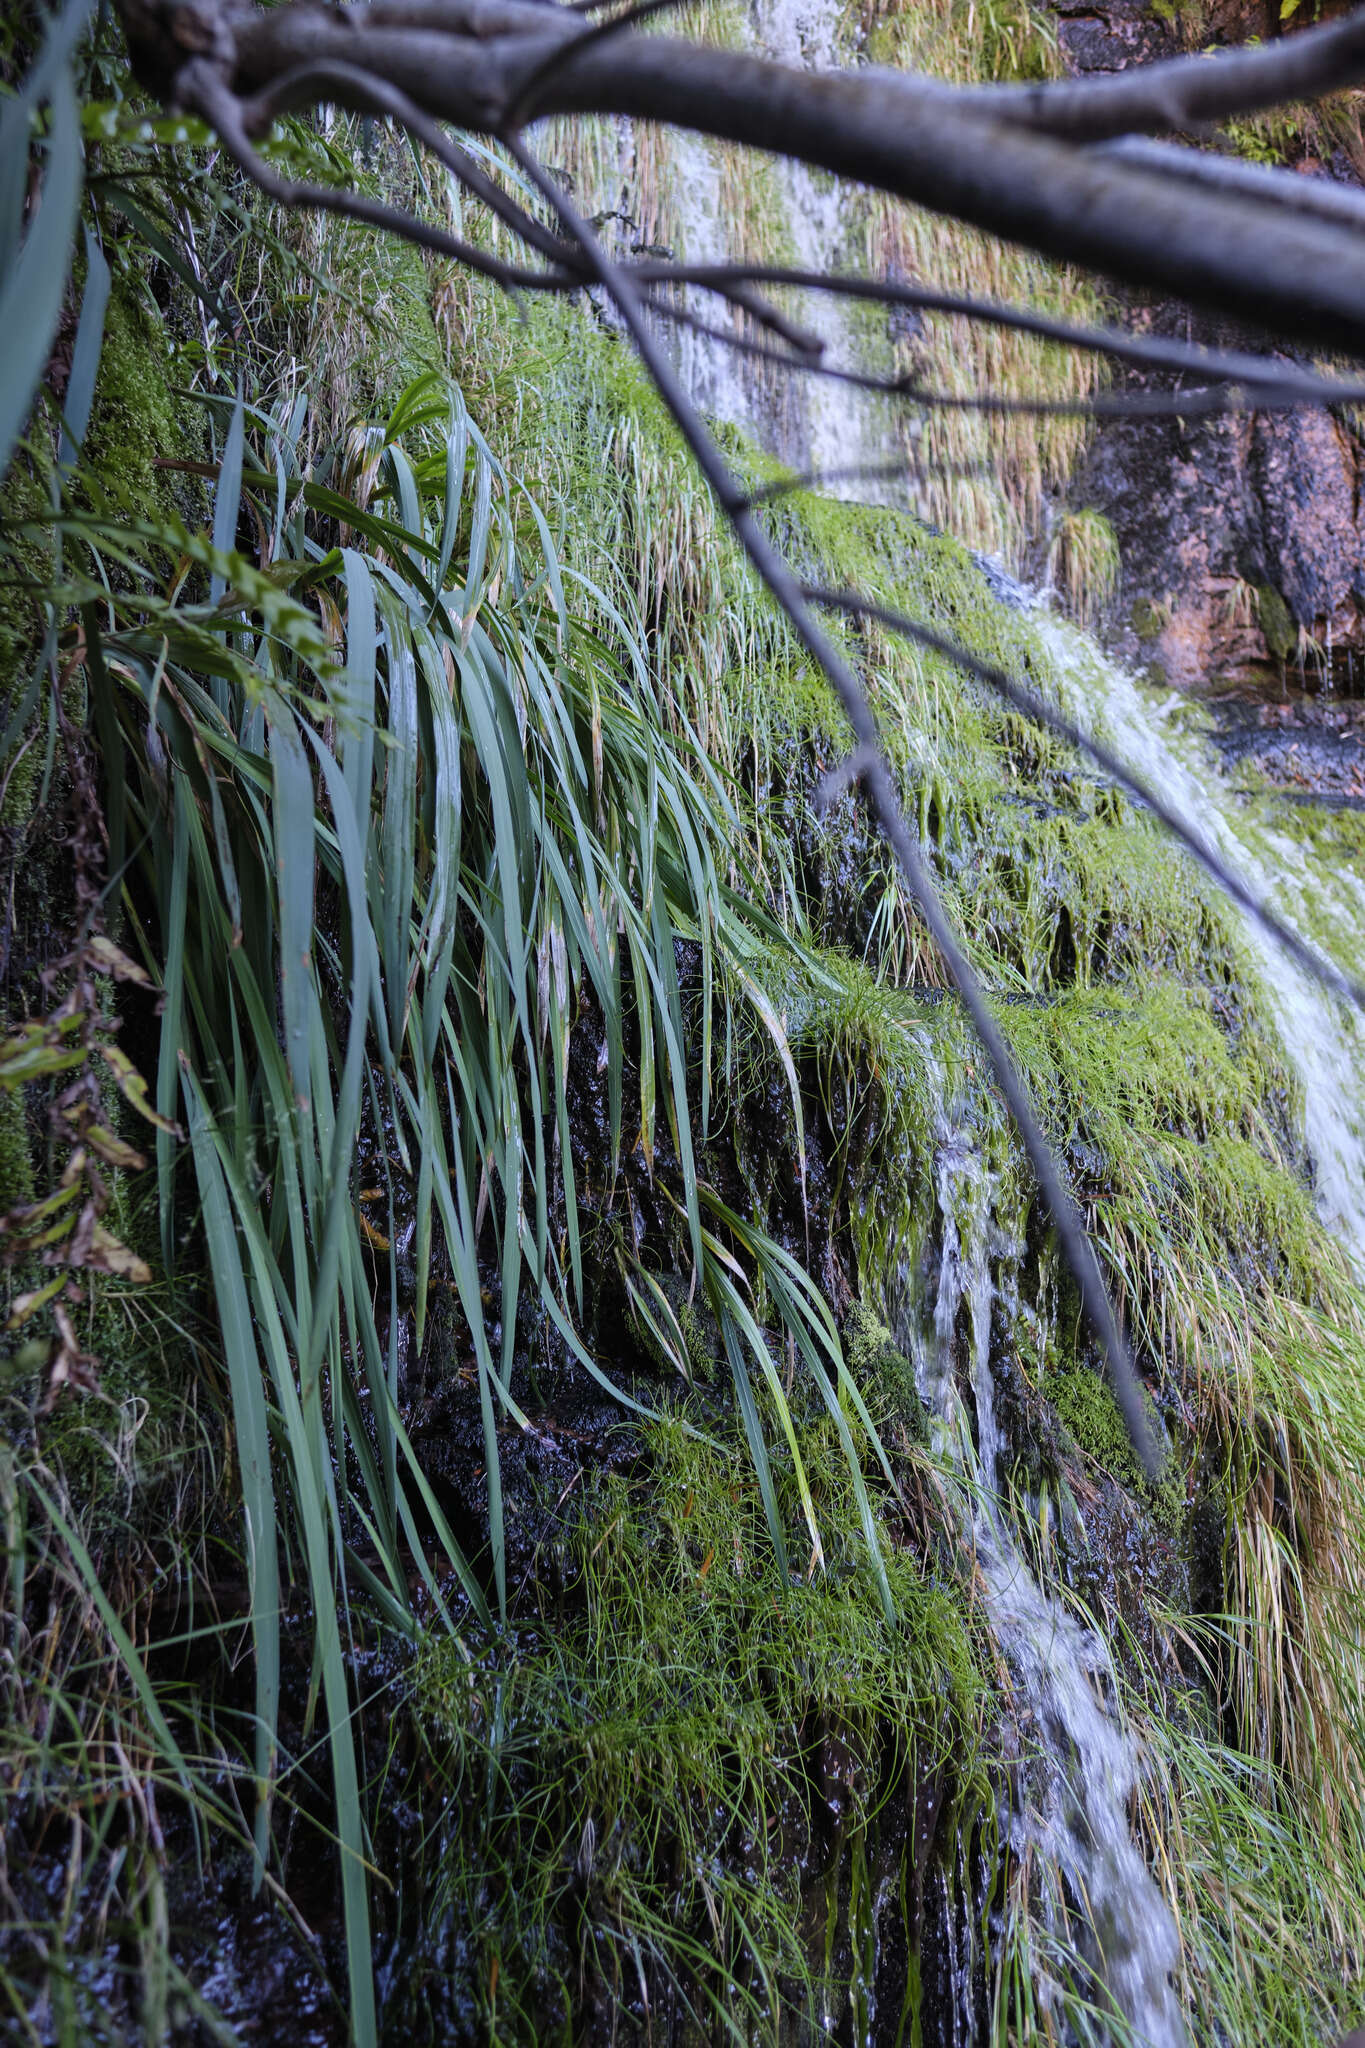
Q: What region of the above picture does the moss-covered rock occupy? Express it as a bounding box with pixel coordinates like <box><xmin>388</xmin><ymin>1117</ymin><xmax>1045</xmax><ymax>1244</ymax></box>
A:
<box><xmin>1256</xmin><ymin>582</ymin><xmax>1298</xmax><ymax>664</ymax></box>
<box><xmin>396</xmin><ymin>1402</ymin><xmax>983</xmax><ymax>2042</ymax></box>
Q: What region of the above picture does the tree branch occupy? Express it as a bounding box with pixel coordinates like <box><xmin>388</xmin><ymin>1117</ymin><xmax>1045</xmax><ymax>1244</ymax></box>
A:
<box><xmin>944</xmin><ymin>10</ymin><xmax>1365</xmax><ymax>141</ymax></box>
<box><xmin>502</xmin><ymin>125</ymin><xmax>1159</xmax><ymax>1474</ymax></box>
<box><xmin>635</xmin><ymin>262</ymin><xmax>1365</xmax><ymax>404</ymax></box>
<box><xmin>135</xmin><ymin>0</ymin><xmax>1365</xmax><ymax>355</ymax></box>
<box><xmin>804</xmin><ymin>588</ymin><xmax>1365</xmax><ymax>1022</ymax></box>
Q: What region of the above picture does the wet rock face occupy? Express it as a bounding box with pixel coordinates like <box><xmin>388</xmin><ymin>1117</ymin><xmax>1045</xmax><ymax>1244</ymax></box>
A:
<box><xmin>1047</xmin><ymin>1</ymin><xmax>1365</xmax><ymax>693</ymax></box>
<box><xmin>1049</xmin><ymin>0</ymin><xmax>1280</xmax><ymax>73</ymax></box>
<box><xmin>1050</xmin><ymin>0</ymin><xmax>1180</xmax><ymax>74</ymax></box>
<box><xmin>1209</xmin><ymin>688</ymin><xmax>1365</xmax><ymax>802</ymax></box>
<box><xmin>1076</xmin><ymin>336</ymin><xmax>1365</xmax><ymax>691</ymax></box>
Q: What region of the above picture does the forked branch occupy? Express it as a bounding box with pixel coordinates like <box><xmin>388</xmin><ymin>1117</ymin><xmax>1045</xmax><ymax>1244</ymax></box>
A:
<box><xmin>110</xmin><ymin>0</ymin><xmax>1365</xmax><ymax>1457</ymax></box>
<box><xmin>120</xmin><ymin>0</ymin><xmax>1365</xmax><ymax>354</ymax></box>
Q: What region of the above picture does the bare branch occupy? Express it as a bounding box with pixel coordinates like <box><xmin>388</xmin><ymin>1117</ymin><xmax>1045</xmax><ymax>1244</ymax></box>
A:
<box><xmin>503</xmin><ymin>124</ymin><xmax>1159</xmax><ymax>1474</ymax></box>
<box><xmin>116</xmin><ymin>0</ymin><xmax>1365</xmax><ymax>354</ymax></box>
<box><xmin>181</xmin><ymin>60</ymin><xmax>557</xmax><ymax>294</ymax></box>
<box><xmin>634</xmin><ymin>261</ymin><xmax>1365</xmax><ymax>404</ymax></box>
<box><xmin>179</xmin><ymin>0</ymin><xmax>1365</xmax><ymax>354</ymax></box>
<box><xmin>1098</xmin><ymin>136</ymin><xmax>1365</xmax><ymax>233</ymax></box>
<box><xmin>803</xmin><ymin>587</ymin><xmax>1365</xmax><ymax>1023</ymax></box>
<box><xmin>118</xmin><ymin>0</ymin><xmax>1365</xmax><ymax>1477</ymax></box>
<box><xmin>942</xmin><ymin>10</ymin><xmax>1365</xmax><ymax>141</ymax></box>
<box><xmin>644</xmin><ymin>294</ymin><xmax>1365</xmax><ymax>422</ymax></box>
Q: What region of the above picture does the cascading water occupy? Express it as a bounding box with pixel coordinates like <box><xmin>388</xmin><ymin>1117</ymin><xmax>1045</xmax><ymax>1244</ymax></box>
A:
<box><xmin>627</xmin><ymin>2</ymin><xmax>1365</xmax><ymax>2036</ymax></box>
<box><xmin>648</xmin><ymin>0</ymin><xmax>891</xmax><ymax>489</ymax></box>
<box><xmin>895</xmin><ymin>1067</ymin><xmax>1188</xmax><ymax>2048</ymax></box>
<box><xmin>907</xmin><ymin>604</ymin><xmax>1365</xmax><ymax>2044</ymax></box>
<box><xmin>1036</xmin><ymin>615</ymin><xmax>1365</xmax><ymax>1273</ymax></box>
<box><xmin>645</xmin><ymin>5</ymin><xmax>1200</xmax><ymax>2041</ymax></box>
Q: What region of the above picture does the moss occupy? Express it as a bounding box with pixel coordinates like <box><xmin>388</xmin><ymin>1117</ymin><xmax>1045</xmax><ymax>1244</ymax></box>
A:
<box><xmin>998</xmin><ymin>980</ymin><xmax>1327</xmax><ymax>1308</ymax></box>
<box><xmin>83</xmin><ymin>284</ymin><xmax>205</xmax><ymax>521</ymax></box>
<box><xmin>0</xmin><ymin>1074</ymin><xmax>34</xmax><ymax>1218</ymax></box>
<box><xmin>0</xmin><ymin>444</ymin><xmax>52</xmax><ymax>722</ymax></box>
<box><xmin>1256</xmin><ymin>583</ymin><xmax>1298</xmax><ymax>663</ymax></box>
<box><xmin>1130</xmin><ymin>594</ymin><xmax>1169</xmax><ymax>642</ymax></box>
<box><xmin>403</xmin><ymin>1402</ymin><xmax>984</xmax><ymax>2040</ymax></box>
<box><xmin>625</xmin><ymin>1268</ymin><xmax>721</xmax><ymax>1383</ymax></box>
<box><xmin>843</xmin><ymin>1302</ymin><xmax>929</xmax><ymax>1441</ymax></box>
<box><xmin>1039</xmin><ymin>1363</ymin><xmax>1184</xmax><ymax>1531</ymax></box>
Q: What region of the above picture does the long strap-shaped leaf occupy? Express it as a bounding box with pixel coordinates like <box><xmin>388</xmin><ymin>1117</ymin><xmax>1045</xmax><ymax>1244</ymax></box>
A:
<box><xmin>0</xmin><ymin>0</ymin><xmax>90</xmax><ymax>484</ymax></box>
<box><xmin>184</xmin><ymin>1079</ymin><xmax>281</xmax><ymax>1883</ymax></box>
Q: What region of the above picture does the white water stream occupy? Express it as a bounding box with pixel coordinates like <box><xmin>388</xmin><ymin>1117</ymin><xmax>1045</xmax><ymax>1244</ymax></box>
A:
<box><xmin>908</xmin><ymin>615</ymin><xmax>1365</xmax><ymax>2048</ymax></box>
<box><xmin>650</xmin><ymin>4</ymin><xmax>1365</xmax><ymax>2040</ymax></box>
<box><xmin>902</xmin><ymin>1076</ymin><xmax>1187</xmax><ymax>2048</ymax></box>
<box><xmin>651</xmin><ymin>0</ymin><xmax>888</xmax><ymax>489</ymax></box>
<box><xmin>1038</xmin><ymin>616</ymin><xmax>1365</xmax><ymax>1273</ymax></box>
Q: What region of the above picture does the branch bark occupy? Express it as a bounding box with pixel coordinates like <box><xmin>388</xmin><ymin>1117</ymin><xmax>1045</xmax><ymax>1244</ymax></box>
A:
<box><xmin>123</xmin><ymin>0</ymin><xmax>1365</xmax><ymax>356</ymax></box>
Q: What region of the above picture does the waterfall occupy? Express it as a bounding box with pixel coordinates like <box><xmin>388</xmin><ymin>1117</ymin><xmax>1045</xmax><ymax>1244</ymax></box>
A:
<box><xmin>649</xmin><ymin>4</ymin><xmax>1197</xmax><ymax>2041</ymax></box>
<box><xmin>640</xmin><ymin>2</ymin><xmax>1365</xmax><ymax>2037</ymax></box>
<box><xmin>895</xmin><ymin>1065</ymin><xmax>1188</xmax><ymax>2048</ymax></box>
<box><xmin>649</xmin><ymin>0</ymin><xmax>890</xmax><ymax>490</ymax></box>
<box><xmin>1035</xmin><ymin>615</ymin><xmax>1365</xmax><ymax>1274</ymax></box>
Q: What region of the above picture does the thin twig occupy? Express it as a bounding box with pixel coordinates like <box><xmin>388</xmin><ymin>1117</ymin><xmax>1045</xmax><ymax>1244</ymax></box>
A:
<box><xmin>736</xmin><ymin>456</ymin><xmax>993</xmax><ymax>508</ymax></box>
<box><xmin>657</xmin><ymin>296</ymin><xmax>1365</xmax><ymax>421</ymax></box>
<box><xmin>631</xmin><ymin>260</ymin><xmax>1364</xmax><ymax>404</ymax></box>
<box><xmin>503</xmin><ymin>124</ymin><xmax>1158</xmax><ymax>1473</ymax></box>
<box><xmin>202</xmin><ymin>1</ymin><xmax>1365</xmax><ymax>351</ymax></box>
<box><xmin>235</xmin><ymin>58</ymin><xmax>579</xmax><ymax>267</ymax></box>
<box><xmin>803</xmin><ymin>586</ymin><xmax>1365</xmax><ymax>1020</ymax></box>
<box><xmin>182</xmin><ymin>62</ymin><xmax>554</xmax><ymax>295</ymax></box>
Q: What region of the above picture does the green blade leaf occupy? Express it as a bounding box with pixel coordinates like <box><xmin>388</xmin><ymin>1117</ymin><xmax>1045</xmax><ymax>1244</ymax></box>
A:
<box><xmin>0</xmin><ymin>64</ymin><xmax>82</xmax><ymax>485</ymax></box>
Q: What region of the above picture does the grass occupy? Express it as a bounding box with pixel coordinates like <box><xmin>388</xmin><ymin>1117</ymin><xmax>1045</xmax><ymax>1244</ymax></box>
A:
<box><xmin>2</xmin><ymin>97</ymin><xmax>907</xmax><ymax>2014</ymax></box>
<box><xmin>392</xmin><ymin>1396</ymin><xmax>985</xmax><ymax>2043</ymax></box>
<box><xmin>6</xmin><ymin>8</ymin><xmax>1365</xmax><ymax>2043</ymax></box>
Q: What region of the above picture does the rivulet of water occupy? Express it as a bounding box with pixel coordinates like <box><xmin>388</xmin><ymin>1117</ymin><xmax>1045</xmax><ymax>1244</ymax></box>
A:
<box><xmin>896</xmin><ymin>1060</ymin><xmax>1188</xmax><ymax>2048</ymax></box>
<box><xmin>645</xmin><ymin>0</ymin><xmax>892</xmax><ymax>487</ymax></box>
<box><xmin>643</xmin><ymin>4</ymin><xmax>1365</xmax><ymax>2031</ymax></box>
<box><xmin>1036</xmin><ymin>613</ymin><xmax>1365</xmax><ymax>1274</ymax></box>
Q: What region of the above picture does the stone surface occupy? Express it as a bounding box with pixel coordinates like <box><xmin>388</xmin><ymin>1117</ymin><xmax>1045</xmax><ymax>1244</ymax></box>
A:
<box><xmin>1074</xmin><ymin>318</ymin><xmax>1365</xmax><ymax>690</ymax></box>
<box><xmin>1046</xmin><ymin>1</ymin><xmax>1365</xmax><ymax>692</ymax></box>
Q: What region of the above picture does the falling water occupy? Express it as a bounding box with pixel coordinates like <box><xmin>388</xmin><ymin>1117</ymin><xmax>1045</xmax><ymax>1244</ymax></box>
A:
<box><xmin>649</xmin><ymin>0</ymin><xmax>1198</xmax><ymax>2034</ymax></box>
<box><xmin>644</xmin><ymin>1</ymin><xmax>1365</xmax><ymax>2034</ymax></box>
<box><xmin>646</xmin><ymin>0</ymin><xmax>890</xmax><ymax>488</ymax></box>
<box><xmin>1036</xmin><ymin>614</ymin><xmax>1365</xmax><ymax>1273</ymax></box>
<box><xmin>895</xmin><ymin>1071</ymin><xmax>1188</xmax><ymax>2048</ymax></box>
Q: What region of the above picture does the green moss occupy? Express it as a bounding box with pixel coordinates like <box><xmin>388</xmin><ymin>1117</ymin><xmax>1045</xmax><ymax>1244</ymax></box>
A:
<box><xmin>999</xmin><ymin>980</ymin><xmax>1327</xmax><ymax>1315</ymax></box>
<box><xmin>84</xmin><ymin>285</ymin><xmax>205</xmax><ymax>520</ymax></box>
<box><xmin>1040</xmin><ymin>1363</ymin><xmax>1183</xmax><ymax>1530</ymax></box>
<box><xmin>1130</xmin><ymin>595</ymin><xmax>1169</xmax><ymax>642</ymax></box>
<box><xmin>844</xmin><ymin>1302</ymin><xmax>929</xmax><ymax>1441</ymax></box>
<box><xmin>406</xmin><ymin>1403</ymin><xmax>983</xmax><ymax>2039</ymax></box>
<box><xmin>0</xmin><ymin>1085</ymin><xmax>33</xmax><ymax>1217</ymax></box>
<box><xmin>1256</xmin><ymin>584</ymin><xmax>1298</xmax><ymax>663</ymax></box>
<box><xmin>0</xmin><ymin>448</ymin><xmax>52</xmax><ymax>725</ymax></box>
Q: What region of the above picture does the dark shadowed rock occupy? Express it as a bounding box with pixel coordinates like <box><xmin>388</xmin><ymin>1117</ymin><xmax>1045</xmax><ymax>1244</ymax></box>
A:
<box><xmin>1046</xmin><ymin>0</ymin><xmax>1365</xmax><ymax>693</ymax></box>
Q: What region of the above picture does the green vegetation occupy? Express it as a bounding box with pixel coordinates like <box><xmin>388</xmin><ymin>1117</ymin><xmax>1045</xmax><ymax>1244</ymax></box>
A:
<box><xmin>396</xmin><ymin>1399</ymin><xmax>982</xmax><ymax>2039</ymax></box>
<box><xmin>3</xmin><ymin>4</ymin><xmax>1365</xmax><ymax>2045</ymax></box>
<box><xmin>1047</xmin><ymin>507</ymin><xmax>1121</xmax><ymax>628</ymax></box>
